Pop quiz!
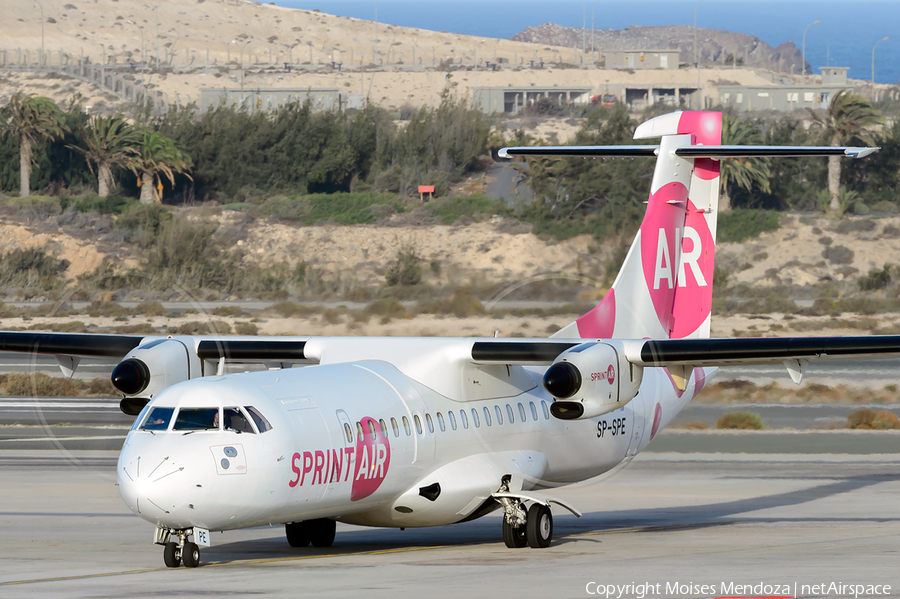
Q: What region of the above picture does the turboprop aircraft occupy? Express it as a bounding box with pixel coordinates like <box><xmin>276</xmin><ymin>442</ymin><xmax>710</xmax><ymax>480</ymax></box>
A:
<box><xmin>1</xmin><ymin>110</ymin><xmax>896</xmax><ymax>568</ymax></box>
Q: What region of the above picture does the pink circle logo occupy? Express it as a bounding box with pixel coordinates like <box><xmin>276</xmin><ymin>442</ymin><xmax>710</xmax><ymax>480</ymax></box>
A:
<box><xmin>607</xmin><ymin>364</ymin><xmax>615</xmax><ymax>385</ymax></box>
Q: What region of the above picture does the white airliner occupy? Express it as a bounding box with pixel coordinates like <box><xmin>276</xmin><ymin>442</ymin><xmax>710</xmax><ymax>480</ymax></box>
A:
<box><xmin>2</xmin><ymin>110</ymin><xmax>896</xmax><ymax>568</ymax></box>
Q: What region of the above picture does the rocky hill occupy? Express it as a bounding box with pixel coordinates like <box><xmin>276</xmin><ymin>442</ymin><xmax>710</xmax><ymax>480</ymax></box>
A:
<box><xmin>512</xmin><ymin>23</ymin><xmax>805</xmax><ymax>73</ymax></box>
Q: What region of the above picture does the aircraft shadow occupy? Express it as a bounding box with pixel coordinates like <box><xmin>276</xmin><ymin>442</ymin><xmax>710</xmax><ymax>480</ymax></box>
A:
<box><xmin>198</xmin><ymin>470</ymin><xmax>900</xmax><ymax>566</ymax></box>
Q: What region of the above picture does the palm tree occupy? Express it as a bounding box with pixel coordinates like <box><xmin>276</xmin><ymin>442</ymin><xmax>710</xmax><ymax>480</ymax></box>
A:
<box><xmin>69</xmin><ymin>115</ymin><xmax>141</xmax><ymax>197</ymax></box>
<box><xmin>718</xmin><ymin>115</ymin><xmax>771</xmax><ymax>211</ymax></box>
<box><xmin>128</xmin><ymin>131</ymin><xmax>193</xmax><ymax>204</ymax></box>
<box><xmin>0</xmin><ymin>92</ymin><xmax>69</xmax><ymax>197</ymax></box>
<box><xmin>808</xmin><ymin>89</ymin><xmax>882</xmax><ymax>213</ymax></box>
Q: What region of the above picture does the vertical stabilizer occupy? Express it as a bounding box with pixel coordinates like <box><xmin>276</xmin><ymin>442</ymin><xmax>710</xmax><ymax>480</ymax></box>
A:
<box><xmin>555</xmin><ymin>111</ymin><xmax>722</xmax><ymax>341</ymax></box>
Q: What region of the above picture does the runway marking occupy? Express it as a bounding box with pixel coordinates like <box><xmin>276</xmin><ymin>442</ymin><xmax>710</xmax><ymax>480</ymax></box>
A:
<box><xmin>0</xmin><ymin>544</ymin><xmax>449</xmax><ymax>586</ymax></box>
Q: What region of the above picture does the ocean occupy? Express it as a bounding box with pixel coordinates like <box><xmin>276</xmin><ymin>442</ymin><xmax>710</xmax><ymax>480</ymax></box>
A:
<box><xmin>272</xmin><ymin>0</ymin><xmax>900</xmax><ymax>85</ymax></box>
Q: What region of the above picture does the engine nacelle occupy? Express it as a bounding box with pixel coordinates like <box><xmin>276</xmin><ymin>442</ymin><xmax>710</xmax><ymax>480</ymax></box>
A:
<box><xmin>111</xmin><ymin>339</ymin><xmax>193</xmax><ymax>413</ymax></box>
<box><xmin>542</xmin><ymin>341</ymin><xmax>643</xmax><ymax>420</ymax></box>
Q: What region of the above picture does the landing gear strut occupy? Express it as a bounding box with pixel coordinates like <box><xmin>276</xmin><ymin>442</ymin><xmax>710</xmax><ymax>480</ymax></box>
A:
<box><xmin>497</xmin><ymin>496</ymin><xmax>553</xmax><ymax>549</ymax></box>
<box><xmin>285</xmin><ymin>518</ymin><xmax>336</xmax><ymax>548</ymax></box>
<box><xmin>155</xmin><ymin>527</ymin><xmax>202</xmax><ymax>568</ymax></box>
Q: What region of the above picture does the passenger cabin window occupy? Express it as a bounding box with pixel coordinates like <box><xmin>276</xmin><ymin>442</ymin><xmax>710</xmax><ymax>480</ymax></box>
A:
<box><xmin>507</xmin><ymin>404</ymin><xmax>515</xmax><ymax>424</ymax></box>
<box><xmin>471</xmin><ymin>408</ymin><xmax>480</xmax><ymax>428</ymax></box>
<box><xmin>391</xmin><ymin>417</ymin><xmax>399</xmax><ymax>438</ymax></box>
<box><xmin>414</xmin><ymin>415</ymin><xmax>423</xmax><ymax>435</ymax></box>
<box><xmin>495</xmin><ymin>405</ymin><xmax>503</xmax><ymax>425</ymax></box>
<box><xmin>245</xmin><ymin>406</ymin><xmax>273</xmax><ymax>432</ymax></box>
<box><xmin>530</xmin><ymin>402</ymin><xmax>538</xmax><ymax>421</ymax></box>
<box><xmin>483</xmin><ymin>406</ymin><xmax>492</xmax><ymax>426</ymax></box>
<box><xmin>223</xmin><ymin>407</ymin><xmax>256</xmax><ymax>433</ymax></box>
<box><xmin>402</xmin><ymin>416</ymin><xmax>411</xmax><ymax>436</ymax></box>
<box><xmin>343</xmin><ymin>423</ymin><xmax>353</xmax><ymax>444</ymax></box>
<box><xmin>356</xmin><ymin>422</ymin><xmax>365</xmax><ymax>441</ymax></box>
<box><xmin>541</xmin><ymin>400</ymin><xmax>550</xmax><ymax>420</ymax></box>
<box><xmin>368</xmin><ymin>420</ymin><xmax>377</xmax><ymax>441</ymax></box>
<box><xmin>379</xmin><ymin>419</ymin><xmax>388</xmax><ymax>438</ymax></box>
<box><xmin>518</xmin><ymin>403</ymin><xmax>527</xmax><ymax>422</ymax></box>
<box><xmin>437</xmin><ymin>412</ymin><xmax>446</xmax><ymax>432</ymax></box>
<box><xmin>173</xmin><ymin>408</ymin><xmax>219</xmax><ymax>431</ymax></box>
<box><xmin>425</xmin><ymin>413</ymin><xmax>434</xmax><ymax>433</ymax></box>
<box><xmin>140</xmin><ymin>407</ymin><xmax>174</xmax><ymax>431</ymax></box>
<box><xmin>460</xmin><ymin>409</ymin><xmax>469</xmax><ymax>429</ymax></box>
<box><xmin>448</xmin><ymin>411</ymin><xmax>457</xmax><ymax>430</ymax></box>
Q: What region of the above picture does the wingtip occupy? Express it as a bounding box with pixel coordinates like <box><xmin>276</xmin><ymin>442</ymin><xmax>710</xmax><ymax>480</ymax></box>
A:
<box><xmin>498</xmin><ymin>147</ymin><xmax>510</xmax><ymax>158</ymax></box>
<box><xmin>847</xmin><ymin>147</ymin><xmax>881</xmax><ymax>158</ymax></box>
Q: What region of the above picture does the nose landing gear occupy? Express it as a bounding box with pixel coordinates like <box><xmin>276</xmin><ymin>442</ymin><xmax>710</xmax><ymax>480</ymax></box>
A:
<box><xmin>155</xmin><ymin>527</ymin><xmax>203</xmax><ymax>568</ymax></box>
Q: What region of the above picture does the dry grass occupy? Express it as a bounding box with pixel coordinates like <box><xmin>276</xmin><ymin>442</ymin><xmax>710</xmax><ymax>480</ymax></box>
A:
<box><xmin>716</xmin><ymin>411</ymin><xmax>765</xmax><ymax>430</ymax></box>
<box><xmin>847</xmin><ymin>408</ymin><xmax>900</xmax><ymax>430</ymax></box>
<box><xmin>695</xmin><ymin>380</ymin><xmax>900</xmax><ymax>404</ymax></box>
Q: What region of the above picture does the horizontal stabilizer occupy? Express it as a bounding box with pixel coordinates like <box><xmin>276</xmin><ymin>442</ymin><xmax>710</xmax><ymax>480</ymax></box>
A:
<box><xmin>674</xmin><ymin>145</ymin><xmax>880</xmax><ymax>159</ymax></box>
<box><xmin>498</xmin><ymin>145</ymin><xmax>879</xmax><ymax>160</ymax></box>
<box><xmin>498</xmin><ymin>146</ymin><xmax>658</xmax><ymax>158</ymax></box>
<box><xmin>636</xmin><ymin>335</ymin><xmax>900</xmax><ymax>367</ymax></box>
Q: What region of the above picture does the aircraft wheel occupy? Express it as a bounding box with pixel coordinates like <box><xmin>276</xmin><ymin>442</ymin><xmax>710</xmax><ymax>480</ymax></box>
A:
<box><xmin>526</xmin><ymin>504</ymin><xmax>553</xmax><ymax>549</ymax></box>
<box><xmin>286</xmin><ymin>522</ymin><xmax>311</xmax><ymax>547</ymax></box>
<box><xmin>163</xmin><ymin>542</ymin><xmax>180</xmax><ymax>568</ymax></box>
<box><xmin>182</xmin><ymin>542</ymin><xmax>201</xmax><ymax>568</ymax></box>
<box><xmin>502</xmin><ymin>519</ymin><xmax>527</xmax><ymax>548</ymax></box>
<box><xmin>310</xmin><ymin>519</ymin><xmax>336</xmax><ymax>548</ymax></box>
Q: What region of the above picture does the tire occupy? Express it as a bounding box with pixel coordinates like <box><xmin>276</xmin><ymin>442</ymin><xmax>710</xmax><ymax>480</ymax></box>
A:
<box><xmin>285</xmin><ymin>522</ymin><xmax>311</xmax><ymax>548</ymax></box>
<box><xmin>163</xmin><ymin>542</ymin><xmax>180</xmax><ymax>568</ymax></box>
<box><xmin>526</xmin><ymin>504</ymin><xmax>552</xmax><ymax>549</ymax></box>
<box><xmin>502</xmin><ymin>519</ymin><xmax>527</xmax><ymax>549</ymax></box>
<box><xmin>310</xmin><ymin>519</ymin><xmax>336</xmax><ymax>548</ymax></box>
<box><xmin>182</xmin><ymin>542</ymin><xmax>201</xmax><ymax>568</ymax></box>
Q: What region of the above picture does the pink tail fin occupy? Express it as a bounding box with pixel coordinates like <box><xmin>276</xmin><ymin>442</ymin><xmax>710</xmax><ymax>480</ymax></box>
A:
<box><xmin>555</xmin><ymin>111</ymin><xmax>722</xmax><ymax>341</ymax></box>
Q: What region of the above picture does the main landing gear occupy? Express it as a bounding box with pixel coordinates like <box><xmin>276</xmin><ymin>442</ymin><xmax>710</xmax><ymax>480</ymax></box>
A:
<box><xmin>155</xmin><ymin>527</ymin><xmax>202</xmax><ymax>568</ymax></box>
<box><xmin>499</xmin><ymin>498</ymin><xmax>553</xmax><ymax>549</ymax></box>
<box><xmin>285</xmin><ymin>518</ymin><xmax>336</xmax><ymax>548</ymax></box>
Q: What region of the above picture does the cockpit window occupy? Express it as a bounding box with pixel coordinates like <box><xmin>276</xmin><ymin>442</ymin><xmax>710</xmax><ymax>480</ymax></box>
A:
<box><xmin>173</xmin><ymin>408</ymin><xmax>219</xmax><ymax>431</ymax></box>
<box><xmin>245</xmin><ymin>406</ymin><xmax>273</xmax><ymax>433</ymax></box>
<box><xmin>140</xmin><ymin>407</ymin><xmax>175</xmax><ymax>431</ymax></box>
<box><xmin>224</xmin><ymin>407</ymin><xmax>256</xmax><ymax>434</ymax></box>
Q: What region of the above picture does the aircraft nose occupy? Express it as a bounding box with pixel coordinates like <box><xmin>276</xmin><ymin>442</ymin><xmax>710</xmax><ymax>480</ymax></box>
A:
<box><xmin>118</xmin><ymin>442</ymin><xmax>188</xmax><ymax>523</ymax></box>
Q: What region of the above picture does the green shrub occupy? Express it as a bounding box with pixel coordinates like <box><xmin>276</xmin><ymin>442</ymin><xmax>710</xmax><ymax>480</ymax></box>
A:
<box><xmin>716</xmin><ymin>411</ymin><xmax>765</xmax><ymax>430</ymax></box>
<box><xmin>169</xmin><ymin>320</ymin><xmax>233</xmax><ymax>335</ymax></box>
<box><xmin>426</xmin><ymin>193</ymin><xmax>506</xmax><ymax>225</ymax></box>
<box><xmin>0</xmin><ymin>247</ymin><xmax>69</xmax><ymax>290</ymax></box>
<box><xmin>858</xmin><ymin>264</ymin><xmax>893</xmax><ymax>291</ymax></box>
<box><xmin>718</xmin><ymin>210</ymin><xmax>781</xmax><ymax>243</ymax></box>
<box><xmin>385</xmin><ymin>243</ymin><xmax>422</xmax><ymax>287</ymax></box>
<box><xmin>822</xmin><ymin>244</ymin><xmax>854</xmax><ymax>265</ymax></box>
<box><xmin>835</xmin><ymin>218</ymin><xmax>877</xmax><ymax>234</ymax></box>
<box><xmin>255</xmin><ymin>193</ymin><xmax>405</xmax><ymax>225</ymax></box>
<box><xmin>234</xmin><ymin>322</ymin><xmax>259</xmax><ymax>335</ymax></box>
<box><xmin>133</xmin><ymin>301</ymin><xmax>167</xmax><ymax>316</ymax></box>
<box><xmin>211</xmin><ymin>305</ymin><xmax>246</xmax><ymax>317</ymax></box>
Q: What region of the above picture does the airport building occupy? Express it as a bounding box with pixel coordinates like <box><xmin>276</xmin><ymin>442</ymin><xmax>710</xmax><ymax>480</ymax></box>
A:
<box><xmin>718</xmin><ymin>67</ymin><xmax>853</xmax><ymax>112</ymax></box>
<box><xmin>474</xmin><ymin>84</ymin><xmax>699</xmax><ymax>114</ymax></box>
<box><xmin>603</xmin><ymin>50</ymin><xmax>680</xmax><ymax>70</ymax></box>
<box><xmin>199</xmin><ymin>88</ymin><xmax>364</xmax><ymax>113</ymax></box>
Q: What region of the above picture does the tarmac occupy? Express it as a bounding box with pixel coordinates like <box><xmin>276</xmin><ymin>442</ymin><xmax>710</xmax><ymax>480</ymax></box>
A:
<box><xmin>0</xmin><ymin>449</ymin><xmax>897</xmax><ymax>599</ymax></box>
